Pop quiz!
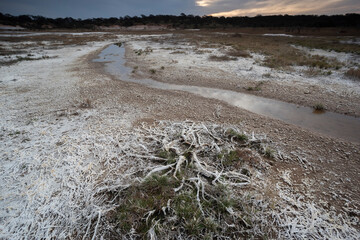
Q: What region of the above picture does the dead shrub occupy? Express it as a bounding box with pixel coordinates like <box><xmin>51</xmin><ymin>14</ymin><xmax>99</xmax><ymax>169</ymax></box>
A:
<box><xmin>304</xmin><ymin>67</ymin><xmax>322</xmax><ymax>77</ymax></box>
<box><xmin>227</xmin><ymin>50</ymin><xmax>251</xmax><ymax>58</ymax></box>
<box><xmin>209</xmin><ymin>55</ymin><xmax>237</xmax><ymax>61</ymax></box>
<box><xmin>230</xmin><ymin>33</ymin><xmax>243</xmax><ymax>38</ymax></box>
<box><xmin>79</xmin><ymin>99</ymin><xmax>92</xmax><ymax>108</ymax></box>
<box><xmin>345</xmin><ymin>68</ymin><xmax>360</xmax><ymax>80</ymax></box>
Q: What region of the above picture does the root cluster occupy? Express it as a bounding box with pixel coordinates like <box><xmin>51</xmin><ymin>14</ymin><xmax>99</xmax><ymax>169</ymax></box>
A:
<box><xmin>1</xmin><ymin>121</ymin><xmax>358</xmax><ymax>239</ymax></box>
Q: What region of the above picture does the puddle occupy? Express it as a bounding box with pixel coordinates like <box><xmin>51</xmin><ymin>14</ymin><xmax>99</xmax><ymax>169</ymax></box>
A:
<box><xmin>94</xmin><ymin>44</ymin><xmax>360</xmax><ymax>143</ymax></box>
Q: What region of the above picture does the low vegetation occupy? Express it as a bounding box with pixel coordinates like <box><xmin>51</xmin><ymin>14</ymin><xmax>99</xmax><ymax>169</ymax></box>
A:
<box><xmin>79</xmin><ymin>98</ymin><xmax>92</xmax><ymax>108</ymax></box>
<box><xmin>208</xmin><ymin>54</ymin><xmax>237</xmax><ymax>61</ymax></box>
<box><xmin>111</xmin><ymin>174</ymin><xmax>251</xmax><ymax>238</ymax></box>
<box><xmin>0</xmin><ymin>47</ymin><xmax>26</xmax><ymax>56</ymax></box>
<box><xmin>226</xmin><ymin>49</ymin><xmax>251</xmax><ymax>58</ymax></box>
<box><xmin>313</xmin><ymin>103</ymin><xmax>325</xmax><ymax>111</ymax></box>
<box><xmin>263</xmin><ymin>50</ymin><xmax>342</xmax><ymax>70</ymax></box>
<box><xmin>182</xmin><ymin>33</ymin><xmax>346</xmax><ymax>71</ymax></box>
<box><xmin>4</xmin><ymin>120</ymin><xmax>358</xmax><ymax>239</ymax></box>
<box><xmin>1</xmin><ymin>13</ymin><xmax>359</xmax><ymax>30</ymax></box>
<box><xmin>245</xmin><ymin>81</ymin><xmax>265</xmax><ymax>91</ymax></box>
<box><xmin>226</xmin><ymin>128</ymin><xmax>248</xmax><ymax>142</ymax></box>
<box><xmin>104</xmin><ymin>123</ymin><xmax>277</xmax><ymax>239</ymax></box>
<box><xmin>345</xmin><ymin>68</ymin><xmax>360</xmax><ymax>80</ymax></box>
<box><xmin>134</xmin><ymin>47</ymin><xmax>153</xmax><ymax>56</ymax></box>
<box><xmin>290</xmin><ymin>38</ymin><xmax>360</xmax><ymax>55</ymax></box>
<box><xmin>0</xmin><ymin>54</ymin><xmax>54</xmax><ymax>66</ymax></box>
<box><xmin>170</xmin><ymin>50</ymin><xmax>186</xmax><ymax>54</ymax></box>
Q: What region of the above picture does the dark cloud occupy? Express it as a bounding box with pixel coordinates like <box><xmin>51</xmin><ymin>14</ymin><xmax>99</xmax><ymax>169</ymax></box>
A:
<box><xmin>0</xmin><ymin>0</ymin><xmax>201</xmax><ymax>18</ymax></box>
<box><xmin>0</xmin><ymin>0</ymin><xmax>358</xmax><ymax>18</ymax></box>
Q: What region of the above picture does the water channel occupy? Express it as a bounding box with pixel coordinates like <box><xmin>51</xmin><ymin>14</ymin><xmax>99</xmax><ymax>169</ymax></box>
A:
<box><xmin>93</xmin><ymin>44</ymin><xmax>360</xmax><ymax>143</ymax></box>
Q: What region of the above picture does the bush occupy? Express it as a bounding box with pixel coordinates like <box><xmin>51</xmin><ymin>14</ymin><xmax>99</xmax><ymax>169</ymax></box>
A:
<box><xmin>345</xmin><ymin>68</ymin><xmax>360</xmax><ymax>80</ymax></box>
<box><xmin>313</xmin><ymin>103</ymin><xmax>325</xmax><ymax>111</ymax></box>
<box><xmin>209</xmin><ymin>55</ymin><xmax>237</xmax><ymax>61</ymax></box>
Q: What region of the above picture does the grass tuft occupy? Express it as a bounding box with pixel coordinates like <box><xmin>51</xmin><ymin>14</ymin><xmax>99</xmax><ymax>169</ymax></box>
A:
<box><xmin>226</xmin><ymin>129</ymin><xmax>248</xmax><ymax>142</ymax></box>
<box><xmin>313</xmin><ymin>103</ymin><xmax>325</xmax><ymax>111</ymax></box>
<box><xmin>264</xmin><ymin>147</ymin><xmax>275</xmax><ymax>159</ymax></box>
<box><xmin>227</xmin><ymin>49</ymin><xmax>251</xmax><ymax>58</ymax></box>
<box><xmin>157</xmin><ymin>150</ymin><xmax>177</xmax><ymax>163</ymax></box>
<box><xmin>79</xmin><ymin>99</ymin><xmax>92</xmax><ymax>108</ymax></box>
<box><xmin>209</xmin><ymin>55</ymin><xmax>237</xmax><ymax>61</ymax></box>
<box><xmin>245</xmin><ymin>81</ymin><xmax>264</xmax><ymax>91</ymax></box>
<box><xmin>345</xmin><ymin>68</ymin><xmax>360</xmax><ymax>80</ymax></box>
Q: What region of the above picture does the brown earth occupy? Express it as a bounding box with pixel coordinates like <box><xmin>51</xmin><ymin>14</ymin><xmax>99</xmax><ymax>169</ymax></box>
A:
<box><xmin>126</xmin><ymin>34</ymin><xmax>360</xmax><ymax>117</ymax></box>
<box><xmin>79</xmin><ymin>43</ymin><xmax>360</xmax><ymax>218</ymax></box>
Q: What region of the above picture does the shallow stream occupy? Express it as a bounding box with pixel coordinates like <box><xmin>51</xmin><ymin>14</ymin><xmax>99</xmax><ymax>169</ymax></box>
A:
<box><xmin>94</xmin><ymin>44</ymin><xmax>360</xmax><ymax>143</ymax></box>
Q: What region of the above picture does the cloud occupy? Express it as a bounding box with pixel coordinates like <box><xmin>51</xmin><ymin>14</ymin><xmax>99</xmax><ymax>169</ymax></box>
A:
<box><xmin>0</xmin><ymin>0</ymin><xmax>200</xmax><ymax>18</ymax></box>
<box><xmin>196</xmin><ymin>0</ymin><xmax>221</xmax><ymax>7</ymax></box>
<box><xmin>0</xmin><ymin>0</ymin><xmax>358</xmax><ymax>18</ymax></box>
<box><xmin>202</xmin><ymin>0</ymin><xmax>360</xmax><ymax>16</ymax></box>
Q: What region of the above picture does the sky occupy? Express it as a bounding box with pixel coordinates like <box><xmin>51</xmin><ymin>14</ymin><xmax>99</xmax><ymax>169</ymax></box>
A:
<box><xmin>0</xmin><ymin>0</ymin><xmax>359</xmax><ymax>18</ymax></box>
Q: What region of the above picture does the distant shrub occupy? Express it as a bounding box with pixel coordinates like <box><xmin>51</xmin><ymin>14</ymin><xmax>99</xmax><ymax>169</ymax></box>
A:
<box><xmin>231</xmin><ymin>33</ymin><xmax>242</xmax><ymax>38</ymax></box>
<box><xmin>227</xmin><ymin>50</ymin><xmax>251</xmax><ymax>58</ymax></box>
<box><xmin>345</xmin><ymin>68</ymin><xmax>360</xmax><ymax>80</ymax></box>
<box><xmin>313</xmin><ymin>103</ymin><xmax>325</xmax><ymax>111</ymax></box>
<box><xmin>209</xmin><ymin>55</ymin><xmax>237</xmax><ymax>61</ymax></box>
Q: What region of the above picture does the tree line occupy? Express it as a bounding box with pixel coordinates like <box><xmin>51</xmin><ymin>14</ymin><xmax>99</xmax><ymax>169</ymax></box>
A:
<box><xmin>1</xmin><ymin>13</ymin><xmax>359</xmax><ymax>29</ymax></box>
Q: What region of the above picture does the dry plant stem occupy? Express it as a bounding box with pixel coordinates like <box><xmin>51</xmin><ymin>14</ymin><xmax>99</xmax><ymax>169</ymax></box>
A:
<box><xmin>1</xmin><ymin>120</ymin><xmax>358</xmax><ymax>239</ymax></box>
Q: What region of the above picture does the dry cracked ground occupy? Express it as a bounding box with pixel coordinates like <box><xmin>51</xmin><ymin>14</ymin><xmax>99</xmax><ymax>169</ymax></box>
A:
<box><xmin>0</xmin><ymin>30</ymin><xmax>359</xmax><ymax>239</ymax></box>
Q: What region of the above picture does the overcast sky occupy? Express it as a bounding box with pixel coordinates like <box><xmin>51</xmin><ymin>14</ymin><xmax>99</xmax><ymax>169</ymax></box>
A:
<box><xmin>0</xmin><ymin>0</ymin><xmax>359</xmax><ymax>18</ymax></box>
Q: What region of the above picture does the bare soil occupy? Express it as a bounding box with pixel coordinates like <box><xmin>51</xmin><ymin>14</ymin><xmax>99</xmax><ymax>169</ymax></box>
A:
<box><xmin>126</xmin><ymin>33</ymin><xmax>360</xmax><ymax>117</ymax></box>
<box><xmin>84</xmin><ymin>43</ymin><xmax>360</xmax><ymax>217</ymax></box>
<box><xmin>1</xmin><ymin>31</ymin><xmax>359</xmax><ymax>237</ymax></box>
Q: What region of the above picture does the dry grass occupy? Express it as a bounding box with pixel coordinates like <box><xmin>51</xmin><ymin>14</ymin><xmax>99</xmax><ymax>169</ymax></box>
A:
<box><xmin>263</xmin><ymin>49</ymin><xmax>342</xmax><ymax>70</ymax></box>
<box><xmin>79</xmin><ymin>98</ymin><xmax>92</xmax><ymax>108</ymax></box>
<box><xmin>226</xmin><ymin>49</ymin><xmax>251</xmax><ymax>58</ymax></box>
<box><xmin>313</xmin><ymin>103</ymin><xmax>325</xmax><ymax>111</ymax></box>
<box><xmin>304</xmin><ymin>67</ymin><xmax>323</xmax><ymax>77</ymax></box>
<box><xmin>3</xmin><ymin>119</ymin><xmax>358</xmax><ymax>239</ymax></box>
<box><xmin>0</xmin><ymin>47</ymin><xmax>26</xmax><ymax>56</ymax></box>
<box><xmin>289</xmin><ymin>37</ymin><xmax>360</xmax><ymax>55</ymax></box>
<box><xmin>0</xmin><ymin>55</ymin><xmax>55</xmax><ymax>66</ymax></box>
<box><xmin>170</xmin><ymin>50</ymin><xmax>186</xmax><ymax>54</ymax></box>
<box><xmin>245</xmin><ymin>81</ymin><xmax>265</xmax><ymax>91</ymax></box>
<box><xmin>0</xmin><ymin>33</ymin><xmax>117</xmax><ymax>46</ymax></box>
<box><xmin>208</xmin><ymin>55</ymin><xmax>237</xmax><ymax>61</ymax></box>
<box><xmin>178</xmin><ymin>33</ymin><xmax>345</xmax><ymax>70</ymax></box>
<box><xmin>345</xmin><ymin>68</ymin><xmax>360</xmax><ymax>80</ymax></box>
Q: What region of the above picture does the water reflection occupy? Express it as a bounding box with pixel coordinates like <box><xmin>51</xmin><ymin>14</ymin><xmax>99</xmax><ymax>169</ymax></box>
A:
<box><xmin>93</xmin><ymin>44</ymin><xmax>360</xmax><ymax>143</ymax></box>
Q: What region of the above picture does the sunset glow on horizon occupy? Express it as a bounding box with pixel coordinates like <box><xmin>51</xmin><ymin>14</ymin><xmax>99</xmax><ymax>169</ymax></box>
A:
<box><xmin>0</xmin><ymin>0</ymin><xmax>359</xmax><ymax>18</ymax></box>
<box><xmin>200</xmin><ymin>0</ymin><xmax>360</xmax><ymax>17</ymax></box>
<box><xmin>196</xmin><ymin>0</ymin><xmax>221</xmax><ymax>7</ymax></box>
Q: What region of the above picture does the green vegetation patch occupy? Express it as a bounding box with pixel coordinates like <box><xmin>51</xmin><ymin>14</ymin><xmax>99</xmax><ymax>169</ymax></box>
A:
<box><xmin>226</xmin><ymin>128</ymin><xmax>248</xmax><ymax>142</ymax></box>
<box><xmin>114</xmin><ymin>175</ymin><xmax>179</xmax><ymax>234</ymax></box>
<box><xmin>112</xmin><ymin>174</ymin><xmax>252</xmax><ymax>238</ymax></box>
